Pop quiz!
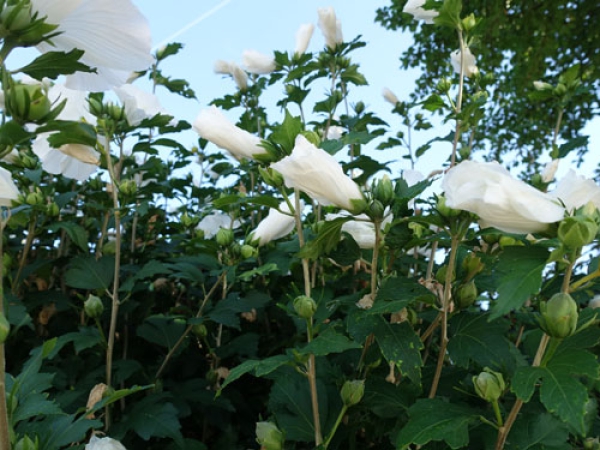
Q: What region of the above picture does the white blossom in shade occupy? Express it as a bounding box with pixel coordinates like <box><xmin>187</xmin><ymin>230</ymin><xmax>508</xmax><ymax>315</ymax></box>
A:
<box><xmin>326</xmin><ymin>213</ymin><xmax>392</xmax><ymax>249</ymax></box>
<box><xmin>213</xmin><ymin>60</ymin><xmax>232</xmax><ymax>74</ymax></box>
<box><xmin>327</xmin><ymin>125</ymin><xmax>345</xmax><ymax>140</ymax></box>
<box><xmin>589</xmin><ymin>295</ymin><xmax>600</xmax><ymax>309</ymax></box>
<box><xmin>114</xmin><ymin>84</ymin><xmax>171</xmax><ymax>126</ymax></box>
<box><xmin>450</xmin><ymin>46</ymin><xmax>479</xmax><ymax>77</ymax></box>
<box><xmin>193</xmin><ymin>106</ymin><xmax>267</xmax><ymax>160</ymax></box>
<box><xmin>402</xmin><ymin>0</ymin><xmax>439</xmax><ymax>23</ymax></box>
<box><xmin>0</xmin><ymin>167</ymin><xmax>19</xmax><ymax>206</ymax></box>
<box><xmin>242</xmin><ymin>50</ymin><xmax>276</xmax><ymax>75</ymax></box>
<box><xmin>32</xmin><ymin>83</ymin><xmax>100</xmax><ymax>180</ymax></box>
<box><xmin>549</xmin><ymin>169</ymin><xmax>600</xmax><ymax>212</ymax></box>
<box><xmin>541</xmin><ymin>159</ymin><xmax>559</xmax><ymax>183</ymax></box>
<box><xmin>85</xmin><ymin>436</ymin><xmax>127</xmax><ymax>450</ymax></box>
<box><xmin>294</xmin><ymin>23</ymin><xmax>315</xmax><ymax>56</ymax></box>
<box><xmin>31</xmin><ymin>0</ymin><xmax>153</xmax><ymax>91</ymax></box>
<box><xmin>317</xmin><ymin>7</ymin><xmax>343</xmax><ymax>50</ymax></box>
<box><xmin>382</xmin><ymin>87</ymin><xmax>399</xmax><ymax>106</ymax></box>
<box><xmin>270</xmin><ymin>135</ymin><xmax>366</xmax><ymax>213</ymax></box>
<box><xmin>249</xmin><ymin>199</ymin><xmax>302</xmax><ymax>246</ymax></box>
<box><xmin>443</xmin><ymin>160</ymin><xmax>565</xmax><ymax>234</ymax></box>
<box><xmin>197</xmin><ymin>212</ymin><xmax>241</xmax><ymax>239</ymax></box>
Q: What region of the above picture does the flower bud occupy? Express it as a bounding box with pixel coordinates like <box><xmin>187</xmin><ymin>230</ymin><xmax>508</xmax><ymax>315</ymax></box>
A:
<box><xmin>436</xmin><ymin>78</ymin><xmax>452</xmax><ymax>93</ymax></box>
<box><xmin>180</xmin><ymin>212</ymin><xmax>195</xmax><ymax>229</ymax></box>
<box><xmin>368</xmin><ymin>199</ymin><xmax>386</xmax><ymax>221</ymax></box>
<box><xmin>373</xmin><ymin>175</ymin><xmax>394</xmax><ymax>207</ymax></box>
<box><xmin>19</xmin><ymin>154</ymin><xmax>38</xmax><ymax>170</ymax></box>
<box><xmin>258</xmin><ymin>166</ymin><xmax>284</xmax><ymax>188</ymax></box>
<box><xmin>533</xmin><ymin>81</ymin><xmax>553</xmax><ymax>91</ymax></box>
<box><xmin>118</xmin><ymin>179</ymin><xmax>137</xmax><ymax>197</ymax></box>
<box><xmin>455</xmin><ymin>281</ymin><xmax>478</xmax><ymax>309</ymax></box>
<box><xmin>88</xmin><ymin>96</ymin><xmax>104</xmax><ymax>117</ymax></box>
<box><xmin>473</xmin><ymin>368</ymin><xmax>505</xmax><ymax>402</ymax></box>
<box><xmin>256</xmin><ymin>421</ymin><xmax>284</xmax><ymax>450</ymax></box>
<box><xmin>46</xmin><ymin>202</ymin><xmax>60</xmax><ymax>217</ymax></box>
<box><xmin>461</xmin><ymin>13</ymin><xmax>477</xmax><ymax>31</ymax></box>
<box><xmin>293</xmin><ymin>295</ymin><xmax>317</xmax><ymax>319</ymax></box>
<box><xmin>498</xmin><ymin>235</ymin><xmax>524</xmax><ymax>249</ymax></box>
<box><xmin>300</xmin><ymin>130</ymin><xmax>321</xmax><ymax>147</ymax></box>
<box><xmin>8</xmin><ymin>83</ymin><xmax>52</xmax><ymax>123</ymax></box>
<box><xmin>435</xmin><ymin>265</ymin><xmax>455</xmax><ymax>284</ymax></box>
<box><xmin>215</xmin><ymin>228</ymin><xmax>234</xmax><ymax>246</ymax></box>
<box><xmin>84</xmin><ymin>295</ymin><xmax>104</xmax><ymax>319</ymax></box>
<box><xmin>191</xmin><ymin>323</ymin><xmax>208</xmax><ymax>338</ymax></box>
<box><xmin>340</xmin><ymin>379</ymin><xmax>365</xmax><ymax>407</ymax></box>
<box><xmin>354</xmin><ymin>101</ymin><xmax>365</xmax><ymax>114</ymax></box>
<box><xmin>240</xmin><ymin>244</ymin><xmax>257</xmax><ymax>259</ymax></box>
<box><xmin>558</xmin><ymin>216</ymin><xmax>598</xmax><ymax>249</ymax></box>
<box><xmin>1</xmin><ymin>2</ymin><xmax>33</xmax><ymax>32</ymax></box>
<box><xmin>540</xmin><ymin>292</ymin><xmax>579</xmax><ymax>339</ymax></box>
<box><xmin>462</xmin><ymin>253</ymin><xmax>484</xmax><ymax>277</ymax></box>
<box><xmin>437</xmin><ymin>195</ymin><xmax>461</xmax><ymax>218</ymax></box>
<box><xmin>0</xmin><ymin>312</ymin><xmax>10</xmax><ymax>344</ymax></box>
<box><xmin>106</xmin><ymin>102</ymin><xmax>125</xmax><ymax>122</ymax></box>
<box><xmin>25</xmin><ymin>191</ymin><xmax>44</xmax><ymax>206</ymax></box>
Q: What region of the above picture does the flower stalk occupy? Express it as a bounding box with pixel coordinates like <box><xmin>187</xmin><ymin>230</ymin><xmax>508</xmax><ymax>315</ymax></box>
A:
<box><xmin>0</xmin><ymin>215</ymin><xmax>10</xmax><ymax>450</ymax></box>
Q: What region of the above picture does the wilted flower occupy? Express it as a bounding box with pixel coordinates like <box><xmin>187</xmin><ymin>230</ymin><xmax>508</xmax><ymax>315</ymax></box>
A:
<box><xmin>270</xmin><ymin>135</ymin><xmax>366</xmax><ymax>214</ymax></box>
<box><xmin>443</xmin><ymin>160</ymin><xmax>565</xmax><ymax>234</ymax></box>
<box><xmin>402</xmin><ymin>0</ymin><xmax>439</xmax><ymax>24</ymax></box>
<box><xmin>32</xmin><ymin>84</ymin><xmax>100</xmax><ymax>180</ymax></box>
<box><xmin>193</xmin><ymin>106</ymin><xmax>267</xmax><ymax>160</ymax></box>
<box><xmin>450</xmin><ymin>46</ymin><xmax>478</xmax><ymax>77</ymax></box>
<box><xmin>31</xmin><ymin>0</ymin><xmax>153</xmax><ymax>91</ymax></box>
<box><xmin>541</xmin><ymin>159</ymin><xmax>560</xmax><ymax>183</ymax></box>
<box><xmin>549</xmin><ymin>169</ymin><xmax>600</xmax><ymax>213</ymax></box>
<box><xmin>114</xmin><ymin>84</ymin><xmax>171</xmax><ymax>126</ymax></box>
<box><xmin>242</xmin><ymin>49</ymin><xmax>276</xmax><ymax>74</ymax></box>
<box><xmin>0</xmin><ymin>167</ymin><xmax>19</xmax><ymax>206</ymax></box>
<box><xmin>197</xmin><ymin>212</ymin><xmax>241</xmax><ymax>239</ymax></box>
<box><xmin>382</xmin><ymin>87</ymin><xmax>399</xmax><ymax>106</ymax></box>
<box><xmin>249</xmin><ymin>199</ymin><xmax>301</xmax><ymax>246</ymax></box>
<box><xmin>317</xmin><ymin>7</ymin><xmax>343</xmax><ymax>50</ymax></box>
<box><xmin>85</xmin><ymin>435</ymin><xmax>126</xmax><ymax>450</ymax></box>
<box><xmin>294</xmin><ymin>23</ymin><xmax>315</xmax><ymax>56</ymax></box>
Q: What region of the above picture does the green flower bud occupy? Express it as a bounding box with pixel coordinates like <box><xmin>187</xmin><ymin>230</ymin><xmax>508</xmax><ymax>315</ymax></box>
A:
<box><xmin>373</xmin><ymin>175</ymin><xmax>394</xmax><ymax>207</ymax></box>
<box><xmin>84</xmin><ymin>295</ymin><xmax>104</xmax><ymax>319</ymax></box>
<box><xmin>340</xmin><ymin>379</ymin><xmax>365</xmax><ymax>407</ymax></box>
<box><xmin>540</xmin><ymin>292</ymin><xmax>579</xmax><ymax>339</ymax></box>
<box><xmin>14</xmin><ymin>435</ymin><xmax>38</xmax><ymax>450</ymax></box>
<box><xmin>46</xmin><ymin>202</ymin><xmax>60</xmax><ymax>218</ymax></box>
<box><xmin>106</xmin><ymin>102</ymin><xmax>125</xmax><ymax>122</ymax></box>
<box><xmin>19</xmin><ymin>154</ymin><xmax>38</xmax><ymax>170</ymax></box>
<box><xmin>3</xmin><ymin>253</ymin><xmax>13</xmax><ymax>272</ymax></box>
<box><xmin>301</xmin><ymin>130</ymin><xmax>321</xmax><ymax>147</ymax></box>
<box><xmin>583</xmin><ymin>438</ymin><xmax>600</xmax><ymax>450</ymax></box>
<box><xmin>436</xmin><ymin>78</ymin><xmax>452</xmax><ymax>93</ymax></box>
<box><xmin>462</xmin><ymin>253</ymin><xmax>484</xmax><ymax>277</ymax></box>
<box><xmin>435</xmin><ymin>265</ymin><xmax>455</xmax><ymax>284</ymax></box>
<box><xmin>0</xmin><ymin>312</ymin><xmax>10</xmax><ymax>344</ymax></box>
<box><xmin>455</xmin><ymin>281</ymin><xmax>478</xmax><ymax>309</ymax></box>
<box><xmin>354</xmin><ymin>101</ymin><xmax>365</xmax><ymax>114</ymax></box>
<box><xmin>215</xmin><ymin>228</ymin><xmax>234</xmax><ymax>246</ymax></box>
<box><xmin>461</xmin><ymin>13</ymin><xmax>477</xmax><ymax>31</ymax></box>
<box><xmin>25</xmin><ymin>191</ymin><xmax>44</xmax><ymax>206</ymax></box>
<box><xmin>293</xmin><ymin>295</ymin><xmax>317</xmax><ymax>319</ymax></box>
<box><xmin>1</xmin><ymin>2</ymin><xmax>33</xmax><ymax>32</ymax></box>
<box><xmin>88</xmin><ymin>96</ymin><xmax>104</xmax><ymax>117</ymax></box>
<box><xmin>258</xmin><ymin>166</ymin><xmax>284</xmax><ymax>188</ymax></box>
<box><xmin>240</xmin><ymin>244</ymin><xmax>256</xmax><ymax>259</ymax></box>
<box><xmin>195</xmin><ymin>228</ymin><xmax>205</xmax><ymax>240</ymax></box>
<box><xmin>256</xmin><ymin>421</ymin><xmax>284</xmax><ymax>450</ymax></box>
<box><xmin>191</xmin><ymin>323</ymin><xmax>208</xmax><ymax>338</ymax></box>
<box><xmin>553</xmin><ymin>83</ymin><xmax>567</xmax><ymax>96</ymax></box>
<box><xmin>9</xmin><ymin>83</ymin><xmax>52</xmax><ymax>123</ymax></box>
<box><xmin>436</xmin><ymin>195</ymin><xmax>461</xmax><ymax>218</ymax></box>
<box><xmin>118</xmin><ymin>179</ymin><xmax>137</xmax><ymax>197</ymax></box>
<box><xmin>368</xmin><ymin>199</ymin><xmax>386</xmax><ymax>221</ymax></box>
<box><xmin>473</xmin><ymin>368</ymin><xmax>505</xmax><ymax>402</ymax></box>
<box><xmin>558</xmin><ymin>216</ymin><xmax>599</xmax><ymax>249</ymax></box>
<box><xmin>498</xmin><ymin>235</ymin><xmax>524</xmax><ymax>249</ymax></box>
<box><xmin>180</xmin><ymin>212</ymin><xmax>198</xmax><ymax>229</ymax></box>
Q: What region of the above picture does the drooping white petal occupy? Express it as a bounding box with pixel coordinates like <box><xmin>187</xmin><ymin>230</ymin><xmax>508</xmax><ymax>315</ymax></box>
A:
<box><xmin>32</xmin><ymin>0</ymin><xmax>153</xmax><ymax>91</ymax></box>
<box><xmin>270</xmin><ymin>135</ymin><xmax>365</xmax><ymax>213</ymax></box>
<box><xmin>114</xmin><ymin>84</ymin><xmax>170</xmax><ymax>126</ymax></box>
<box><xmin>250</xmin><ymin>200</ymin><xmax>300</xmax><ymax>246</ymax></box>
<box><xmin>443</xmin><ymin>160</ymin><xmax>565</xmax><ymax>234</ymax></box>
<box><xmin>549</xmin><ymin>169</ymin><xmax>600</xmax><ymax>212</ymax></box>
<box><xmin>450</xmin><ymin>46</ymin><xmax>479</xmax><ymax>77</ymax></box>
<box><xmin>0</xmin><ymin>167</ymin><xmax>19</xmax><ymax>206</ymax></box>
<box><xmin>85</xmin><ymin>435</ymin><xmax>127</xmax><ymax>450</ymax></box>
<box><xmin>402</xmin><ymin>0</ymin><xmax>439</xmax><ymax>23</ymax></box>
<box><xmin>193</xmin><ymin>106</ymin><xmax>266</xmax><ymax>160</ymax></box>
<box><xmin>32</xmin><ymin>135</ymin><xmax>99</xmax><ymax>181</ymax></box>
<box><xmin>242</xmin><ymin>50</ymin><xmax>276</xmax><ymax>75</ymax></box>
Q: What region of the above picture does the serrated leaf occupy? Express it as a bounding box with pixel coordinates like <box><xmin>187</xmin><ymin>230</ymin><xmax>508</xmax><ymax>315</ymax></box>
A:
<box><xmin>448</xmin><ymin>313</ymin><xmax>517</xmax><ymax>371</ymax></box>
<box><xmin>33</xmin><ymin>415</ymin><xmax>101</xmax><ymax>448</ymax></box>
<box><xmin>511</xmin><ymin>366</ymin><xmax>545</xmax><ymax>402</ymax></box>
<box><xmin>18</xmin><ymin>49</ymin><xmax>94</xmax><ymax>79</ymax></box>
<box><xmin>373</xmin><ymin>317</ymin><xmax>423</xmax><ymax>385</ymax></box>
<box><xmin>362</xmin><ymin>378</ymin><xmax>413</xmax><ymax>418</ymax></box>
<box><xmin>396</xmin><ymin>398</ymin><xmax>477</xmax><ymax>449</ymax></box>
<box><xmin>65</xmin><ymin>256</ymin><xmax>115</xmax><ymax>290</ymax></box>
<box><xmin>124</xmin><ymin>395</ymin><xmax>183</xmax><ymax>444</ymax></box>
<box><xmin>207</xmin><ymin>292</ymin><xmax>270</xmax><ymax>329</ymax></box>
<box><xmin>297</xmin><ymin>217</ymin><xmax>350</xmax><ymax>261</ymax></box>
<box><xmin>507</xmin><ymin>411</ymin><xmax>571</xmax><ymax>450</ymax></box>
<box><xmin>49</xmin><ymin>222</ymin><xmax>89</xmax><ymax>252</ymax></box>
<box><xmin>269</xmin><ymin>110</ymin><xmax>302</xmax><ymax>154</ymax></box>
<box><xmin>219</xmin><ymin>354</ymin><xmax>291</xmax><ymax>391</ymax></box>
<box><xmin>557</xmin><ymin>136</ymin><xmax>588</xmax><ymax>158</ymax></box>
<box><xmin>491</xmin><ymin>246</ymin><xmax>549</xmax><ymax>319</ymax></box>
<box><xmin>367</xmin><ymin>276</ymin><xmax>435</xmax><ymax>314</ymax></box>
<box><xmin>136</xmin><ymin>315</ymin><xmax>186</xmax><ymax>349</ymax></box>
<box><xmin>57</xmin><ymin>326</ymin><xmax>102</xmax><ymax>353</ymax></box>
<box><xmin>0</xmin><ymin>120</ymin><xmax>34</xmax><ymax>146</ymax></box>
<box><xmin>37</xmin><ymin>120</ymin><xmax>97</xmax><ymax>147</ymax></box>
<box><xmin>298</xmin><ymin>327</ymin><xmax>361</xmax><ymax>356</ymax></box>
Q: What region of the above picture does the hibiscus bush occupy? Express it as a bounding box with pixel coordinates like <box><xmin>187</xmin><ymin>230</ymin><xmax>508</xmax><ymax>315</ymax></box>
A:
<box><xmin>1</xmin><ymin>1</ymin><xmax>600</xmax><ymax>449</ymax></box>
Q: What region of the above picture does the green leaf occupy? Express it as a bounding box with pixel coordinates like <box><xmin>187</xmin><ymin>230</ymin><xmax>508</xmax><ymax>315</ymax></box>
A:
<box><xmin>49</xmin><ymin>222</ymin><xmax>89</xmax><ymax>252</ymax></box>
<box><xmin>491</xmin><ymin>246</ymin><xmax>549</xmax><ymax>319</ymax></box>
<box><xmin>219</xmin><ymin>354</ymin><xmax>291</xmax><ymax>391</ymax></box>
<box><xmin>18</xmin><ymin>49</ymin><xmax>94</xmax><ymax>80</ymax></box>
<box><xmin>511</xmin><ymin>366</ymin><xmax>545</xmax><ymax>402</ymax></box>
<box><xmin>65</xmin><ymin>256</ymin><xmax>115</xmax><ymax>290</ymax></box>
<box><xmin>373</xmin><ymin>317</ymin><xmax>423</xmax><ymax>385</ymax></box>
<box><xmin>269</xmin><ymin>110</ymin><xmax>303</xmax><ymax>154</ymax></box>
<box><xmin>87</xmin><ymin>385</ymin><xmax>152</xmax><ymax>415</ymax></box>
<box><xmin>557</xmin><ymin>135</ymin><xmax>588</xmax><ymax>159</ymax></box>
<box><xmin>136</xmin><ymin>315</ymin><xmax>187</xmax><ymax>349</ymax></box>
<box><xmin>207</xmin><ymin>292</ymin><xmax>270</xmax><ymax>329</ymax></box>
<box><xmin>36</xmin><ymin>120</ymin><xmax>97</xmax><ymax>147</ymax></box>
<box><xmin>367</xmin><ymin>276</ymin><xmax>435</xmax><ymax>314</ymax></box>
<box><xmin>297</xmin><ymin>217</ymin><xmax>350</xmax><ymax>261</ymax></box>
<box><xmin>237</xmin><ymin>263</ymin><xmax>279</xmax><ymax>281</ymax></box>
<box><xmin>362</xmin><ymin>378</ymin><xmax>414</xmax><ymax>418</ymax></box>
<box><xmin>57</xmin><ymin>326</ymin><xmax>102</xmax><ymax>353</ymax></box>
<box><xmin>433</xmin><ymin>0</ymin><xmax>462</xmax><ymax>28</ymax></box>
<box><xmin>507</xmin><ymin>411</ymin><xmax>570</xmax><ymax>450</ymax></box>
<box><xmin>396</xmin><ymin>398</ymin><xmax>478</xmax><ymax>449</ymax></box>
<box><xmin>447</xmin><ymin>313</ymin><xmax>517</xmax><ymax>371</ymax></box>
<box><xmin>0</xmin><ymin>120</ymin><xmax>34</xmax><ymax>147</ymax></box>
<box><xmin>33</xmin><ymin>415</ymin><xmax>101</xmax><ymax>448</ymax></box>
<box><xmin>123</xmin><ymin>394</ymin><xmax>184</xmax><ymax>445</ymax></box>
<box><xmin>298</xmin><ymin>327</ymin><xmax>361</xmax><ymax>356</ymax></box>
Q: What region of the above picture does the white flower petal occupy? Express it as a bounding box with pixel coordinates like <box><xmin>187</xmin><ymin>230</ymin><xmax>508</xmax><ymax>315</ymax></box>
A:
<box><xmin>402</xmin><ymin>0</ymin><xmax>439</xmax><ymax>23</ymax></box>
<box><xmin>294</xmin><ymin>23</ymin><xmax>314</xmax><ymax>56</ymax></box>
<box><xmin>114</xmin><ymin>84</ymin><xmax>170</xmax><ymax>126</ymax></box>
<box><xmin>242</xmin><ymin>50</ymin><xmax>276</xmax><ymax>75</ymax></box>
<box><xmin>0</xmin><ymin>167</ymin><xmax>19</xmax><ymax>206</ymax></box>
<box><xmin>32</xmin><ymin>135</ymin><xmax>99</xmax><ymax>181</ymax></box>
<box><xmin>549</xmin><ymin>169</ymin><xmax>600</xmax><ymax>212</ymax></box>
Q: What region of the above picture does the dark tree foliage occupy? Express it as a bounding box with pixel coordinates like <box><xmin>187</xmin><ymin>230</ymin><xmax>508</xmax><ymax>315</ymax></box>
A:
<box><xmin>376</xmin><ymin>0</ymin><xmax>600</xmax><ymax>172</ymax></box>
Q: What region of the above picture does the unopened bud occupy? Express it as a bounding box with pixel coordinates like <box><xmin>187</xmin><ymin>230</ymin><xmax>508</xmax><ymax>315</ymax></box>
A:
<box><xmin>46</xmin><ymin>202</ymin><xmax>60</xmax><ymax>217</ymax></box>
<box><xmin>293</xmin><ymin>295</ymin><xmax>317</xmax><ymax>319</ymax></box>
<box><xmin>14</xmin><ymin>435</ymin><xmax>38</xmax><ymax>450</ymax></box>
<box><xmin>473</xmin><ymin>368</ymin><xmax>505</xmax><ymax>402</ymax></box>
<box><xmin>215</xmin><ymin>228</ymin><xmax>234</xmax><ymax>246</ymax></box>
<box><xmin>436</xmin><ymin>196</ymin><xmax>460</xmax><ymax>218</ymax></box>
<box><xmin>558</xmin><ymin>216</ymin><xmax>598</xmax><ymax>249</ymax></box>
<box><xmin>9</xmin><ymin>83</ymin><xmax>52</xmax><ymax>123</ymax></box>
<box><xmin>540</xmin><ymin>292</ymin><xmax>579</xmax><ymax>339</ymax></box>
<box><xmin>0</xmin><ymin>312</ymin><xmax>10</xmax><ymax>344</ymax></box>
<box><xmin>107</xmin><ymin>102</ymin><xmax>124</xmax><ymax>121</ymax></box>
<box><xmin>435</xmin><ymin>265</ymin><xmax>455</xmax><ymax>284</ymax></box>
<box><xmin>368</xmin><ymin>199</ymin><xmax>385</xmax><ymax>221</ymax></box>
<box><xmin>0</xmin><ymin>2</ymin><xmax>32</xmax><ymax>32</ymax></box>
<box><xmin>25</xmin><ymin>191</ymin><xmax>44</xmax><ymax>206</ymax></box>
<box><xmin>240</xmin><ymin>244</ymin><xmax>256</xmax><ymax>259</ymax></box>
<box><xmin>258</xmin><ymin>166</ymin><xmax>284</xmax><ymax>188</ymax></box>
<box><xmin>461</xmin><ymin>13</ymin><xmax>477</xmax><ymax>31</ymax></box>
<box><xmin>354</xmin><ymin>101</ymin><xmax>365</xmax><ymax>114</ymax></box>
<box><xmin>191</xmin><ymin>323</ymin><xmax>208</xmax><ymax>338</ymax></box>
<box><xmin>180</xmin><ymin>212</ymin><xmax>195</xmax><ymax>229</ymax></box>
<box><xmin>456</xmin><ymin>281</ymin><xmax>478</xmax><ymax>309</ymax></box>
<box><xmin>84</xmin><ymin>295</ymin><xmax>104</xmax><ymax>319</ymax></box>
<box><xmin>256</xmin><ymin>421</ymin><xmax>284</xmax><ymax>450</ymax></box>
<box><xmin>340</xmin><ymin>379</ymin><xmax>365</xmax><ymax>407</ymax></box>
<box><xmin>373</xmin><ymin>175</ymin><xmax>394</xmax><ymax>207</ymax></box>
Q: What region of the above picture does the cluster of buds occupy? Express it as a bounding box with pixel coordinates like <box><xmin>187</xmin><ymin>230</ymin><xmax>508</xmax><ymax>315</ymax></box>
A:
<box><xmin>367</xmin><ymin>174</ymin><xmax>394</xmax><ymax>221</ymax></box>
<box><xmin>0</xmin><ymin>0</ymin><xmax>58</xmax><ymax>47</ymax></box>
<box><xmin>4</xmin><ymin>81</ymin><xmax>63</xmax><ymax>124</ymax></box>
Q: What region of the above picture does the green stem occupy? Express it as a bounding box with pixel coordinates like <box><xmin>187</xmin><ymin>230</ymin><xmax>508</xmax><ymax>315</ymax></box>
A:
<box><xmin>0</xmin><ymin>216</ymin><xmax>11</xmax><ymax>450</ymax></box>
<box><xmin>322</xmin><ymin>404</ymin><xmax>349</xmax><ymax>449</ymax></box>
<box><xmin>492</xmin><ymin>400</ymin><xmax>503</xmax><ymax>427</ymax></box>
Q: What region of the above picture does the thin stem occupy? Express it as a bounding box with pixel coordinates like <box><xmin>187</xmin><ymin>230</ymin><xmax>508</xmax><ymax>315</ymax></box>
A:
<box><xmin>370</xmin><ymin>222</ymin><xmax>381</xmax><ymax>300</ymax></box>
<box><xmin>492</xmin><ymin>400</ymin><xmax>504</xmax><ymax>428</ymax></box>
<box><xmin>322</xmin><ymin>405</ymin><xmax>349</xmax><ymax>449</ymax></box>
<box><xmin>12</xmin><ymin>217</ymin><xmax>36</xmax><ymax>293</ymax></box>
<box><xmin>429</xmin><ymin>234</ymin><xmax>460</xmax><ymax>398</ymax></box>
<box><xmin>0</xmin><ymin>216</ymin><xmax>11</xmax><ymax>450</ymax></box>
